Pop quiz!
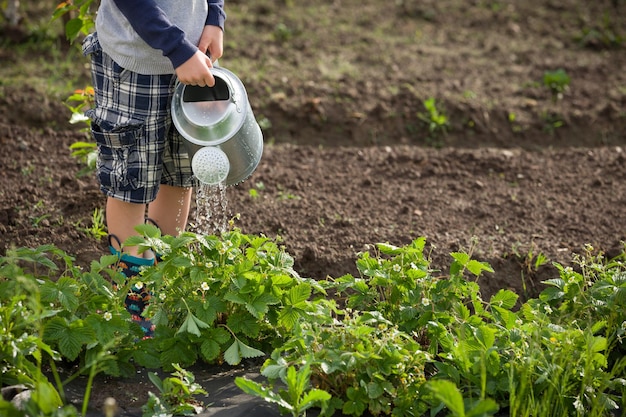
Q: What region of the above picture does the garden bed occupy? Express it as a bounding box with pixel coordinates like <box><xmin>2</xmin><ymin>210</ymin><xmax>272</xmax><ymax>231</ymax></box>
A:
<box><xmin>1</xmin><ymin>0</ymin><xmax>625</xmax><ymax>415</ymax></box>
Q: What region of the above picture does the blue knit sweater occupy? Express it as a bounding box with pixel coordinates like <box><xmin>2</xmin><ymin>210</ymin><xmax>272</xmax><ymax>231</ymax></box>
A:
<box><xmin>95</xmin><ymin>0</ymin><xmax>225</xmax><ymax>75</ymax></box>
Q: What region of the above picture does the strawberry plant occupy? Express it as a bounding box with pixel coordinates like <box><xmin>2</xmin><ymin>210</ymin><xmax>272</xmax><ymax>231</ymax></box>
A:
<box><xmin>2</xmin><ymin>235</ymin><xmax>624</xmax><ymax>416</ymax></box>
<box><xmin>240</xmin><ymin>238</ymin><xmax>625</xmax><ymax>416</ymax></box>
<box><xmin>124</xmin><ymin>225</ymin><xmax>326</xmax><ymax>370</ymax></box>
<box><xmin>0</xmin><ymin>245</ymin><xmax>139</xmax><ymax>416</ymax></box>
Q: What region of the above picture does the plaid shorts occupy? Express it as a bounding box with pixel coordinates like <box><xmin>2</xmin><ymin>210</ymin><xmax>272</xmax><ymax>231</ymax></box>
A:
<box><xmin>82</xmin><ymin>32</ymin><xmax>195</xmax><ymax>204</ymax></box>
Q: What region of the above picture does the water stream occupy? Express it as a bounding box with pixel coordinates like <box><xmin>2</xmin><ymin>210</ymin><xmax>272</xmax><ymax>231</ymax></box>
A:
<box><xmin>191</xmin><ymin>182</ymin><xmax>229</xmax><ymax>235</ymax></box>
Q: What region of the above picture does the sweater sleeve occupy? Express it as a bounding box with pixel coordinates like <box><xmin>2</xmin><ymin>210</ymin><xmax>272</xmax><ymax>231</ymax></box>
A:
<box><xmin>206</xmin><ymin>0</ymin><xmax>226</xmax><ymax>29</ymax></box>
<box><xmin>111</xmin><ymin>0</ymin><xmax>199</xmax><ymax>69</ymax></box>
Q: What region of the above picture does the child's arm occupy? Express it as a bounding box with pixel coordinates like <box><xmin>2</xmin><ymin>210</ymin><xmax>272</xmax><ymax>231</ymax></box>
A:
<box><xmin>112</xmin><ymin>0</ymin><xmax>198</xmax><ymax>70</ymax></box>
<box><xmin>111</xmin><ymin>0</ymin><xmax>225</xmax><ymax>86</ymax></box>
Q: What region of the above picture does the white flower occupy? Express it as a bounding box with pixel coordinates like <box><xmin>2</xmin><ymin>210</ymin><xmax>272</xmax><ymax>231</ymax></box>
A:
<box><xmin>573</xmin><ymin>396</ymin><xmax>584</xmax><ymax>413</ymax></box>
<box><xmin>159</xmin><ymin>293</ymin><xmax>166</xmax><ymax>301</ymax></box>
<box><xmin>201</xmin><ymin>282</ymin><xmax>210</xmax><ymax>291</ymax></box>
<box><xmin>103</xmin><ymin>312</ymin><xmax>112</xmax><ymax>321</ymax></box>
<box><xmin>421</xmin><ymin>298</ymin><xmax>431</xmax><ymax>307</ymax></box>
<box><xmin>392</xmin><ymin>264</ymin><xmax>402</xmax><ymax>273</ymax></box>
<box><xmin>544</xmin><ymin>305</ymin><xmax>553</xmax><ymax>314</ymax></box>
<box><xmin>410</xmin><ymin>262</ymin><xmax>418</xmax><ymax>270</ymax></box>
<box><xmin>134</xmin><ymin>281</ymin><xmax>144</xmax><ymax>290</ymax></box>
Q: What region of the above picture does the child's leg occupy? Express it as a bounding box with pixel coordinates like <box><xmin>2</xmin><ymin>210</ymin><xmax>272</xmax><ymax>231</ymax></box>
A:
<box><xmin>106</xmin><ymin>197</ymin><xmax>147</xmax><ymax>257</ymax></box>
<box><xmin>147</xmin><ymin>184</ymin><xmax>193</xmax><ymax>236</ymax></box>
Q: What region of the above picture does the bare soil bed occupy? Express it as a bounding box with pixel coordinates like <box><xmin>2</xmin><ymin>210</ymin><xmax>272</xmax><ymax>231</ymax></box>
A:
<box><xmin>1</xmin><ymin>0</ymin><xmax>625</xmax><ymax>414</ymax></box>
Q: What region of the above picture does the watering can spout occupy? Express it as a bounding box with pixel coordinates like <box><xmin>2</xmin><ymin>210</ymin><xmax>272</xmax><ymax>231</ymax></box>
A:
<box><xmin>192</xmin><ymin>147</ymin><xmax>230</xmax><ymax>185</ymax></box>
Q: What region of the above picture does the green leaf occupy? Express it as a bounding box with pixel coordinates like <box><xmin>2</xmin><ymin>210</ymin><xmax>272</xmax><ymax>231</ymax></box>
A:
<box><xmin>224</xmin><ymin>340</ymin><xmax>265</xmax><ymax>365</ymax></box>
<box><xmin>30</xmin><ymin>380</ymin><xmax>63</xmax><ymax>414</ymax></box>
<box><xmin>466</xmin><ymin>260</ymin><xmax>494</xmax><ymax>277</ymax></box>
<box><xmin>224</xmin><ymin>292</ymin><xmax>246</xmax><ymax>305</ymax></box>
<box><xmin>240</xmin><ymin>340</ymin><xmax>264</xmax><ymax>358</ymax></box>
<box><xmin>589</xmin><ymin>336</ymin><xmax>607</xmax><ymax>353</ymax></box>
<box><xmin>235</xmin><ymin>377</ymin><xmax>293</xmax><ymax>410</ymax></box>
<box><xmin>200</xmin><ymin>339</ymin><xmax>221</xmax><ymax>362</ymax></box>
<box><xmin>226</xmin><ymin>311</ymin><xmax>261</xmax><ymax>337</ymax></box>
<box><xmin>376</xmin><ymin>242</ymin><xmax>402</xmax><ymax>255</ymax></box>
<box><xmin>85</xmin><ymin>313</ymin><xmax>128</xmax><ymax>344</ymax></box>
<box><xmin>224</xmin><ymin>340</ymin><xmax>241</xmax><ymax>365</ymax></box>
<box><xmin>542</xmin><ymin>278</ymin><xmax>565</xmax><ymax>289</ymax></box>
<box><xmin>451</xmin><ymin>252</ymin><xmax>470</xmax><ymax>266</ymax></box>
<box><xmin>43</xmin><ymin>317</ymin><xmax>95</xmax><ymax>361</ymax></box>
<box><xmin>475</xmin><ymin>325</ymin><xmax>496</xmax><ymax>350</ymax></box>
<box><xmin>246</xmin><ymin>292</ymin><xmax>281</xmax><ymax>319</ymax></box>
<box><xmin>148</xmin><ymin>372</ymin><xmax>164</xmax><ymax>394</ymax></box>
<box><xmin>466</xmin><ymin>398</ymin><xmax>499</xmax><ymax>417</ymax></box>
<box><xmin>40</xmin><ymin>277</ymin><xmax>80</xmax><ymax>311</ymax></box>
<box><xmin>133</xmin><ymin>347</ymin><xmax>161</xmax><ymax>369</ymax></box>
<box><xmin>286</xmin><ymin>283</ymin><xmax>312</xmax><ymax>306</ymax></box>
<box><xmin>539</xmin><ymin>287</ymin><xmax>565</xmax><ymax>302</ymax></box>
<box><xmin>191</xmin><ymin>296</ymin><xmax>224</xmax><ymax>326</ymax></box>
<box><xmin>159</xmin><ymin>338</ymin><xmax>198</xmax><ymax>369</ymax></box>
<box><xmin>65</xmin><ymin>17</ymin><xmax>83</xmax><ymax>41</ymax></box>
<box><xmin>176</xmin><ymin>312</ymin><xmax>211</xmax><ymax>337</ymax></box>
<box><xmin>278</xmin><ymin>307</ymin><xmax>301</xmax><ymax>330</ymax></box>
<box><xmin>489</xmin><ymin>289</ymin><xmax>518</xmax><ymax>310</ymax></box>
<box><xmin>428</xmin><ymin>379</ymin><xmax>465</xmax><ymax>417</ymax></box>
<box><xmin>491</xmin><ymin>306</ymin><xmax>518</xmax><ymax>329</ymax></box>
<box><xmin>262</xmin><ymin>357</ymin><xmax>288</xmax><ymax>379</ymax></box>
<box><xmin>299</xmin><ymin>389</ymin><xmax>332</xmax><ymax>410</ymax></box>
<box><xmin>366</xmin><ymin>381</ymin><xmax>384</xmax><ymax>399</ymax></box>
<box><xmin>283</xmin><ymin>365</ymin><xmax>305</xmax><ymax>404</ymax></box>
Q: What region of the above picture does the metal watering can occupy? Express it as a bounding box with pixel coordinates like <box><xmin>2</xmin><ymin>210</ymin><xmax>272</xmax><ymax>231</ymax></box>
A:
<box><xmin>171</xmin><ymin>67</ymin><xmax>263</xmax><ymax>186</ymax></box>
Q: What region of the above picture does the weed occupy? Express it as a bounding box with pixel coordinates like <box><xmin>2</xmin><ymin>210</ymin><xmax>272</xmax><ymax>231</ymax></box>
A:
<box><xmin>248</xmin><ymin>181</ymin><xmax>265</xmax><ymax>199</ymax></box>
<box><xmin>21</xmin><ymin>164</ymin><xmax>35</xmax><ymax>177</ymax></box>
<box><xmin>30</xmin><ymin>213</ymin><xmax>50</xmax><ymax>228</ymax></box>
<box><xmin>143</xmin><ymin>364</ymin><xmax>208</xmax><ymax>416</ymax></box>
<box><xmin>276</xmin><ymin>185</ymin><xmax>300</xmax><ymax>201</ymax></box>
<box><xmin>575</xmin><ymin>13</ymin><xmax>624</xmax><ymax>49</ymax></box>
<box><xmin>417</xmin><ymin>97</ymin><xmax>449</xmax><ymax>144</ymax></box>
<box><xmin>543</xmin><ymin>69</ymin><xmax>570</xmax><ymax>103</ymax></box>
<box><xmin>236</xmin><ymin>359</ymin><xmax>331</xmax><ymax>417</ymax></box>
<box><xmin>508</xmin><ymin>112</ymin><xmax>523</xmax><ymax>133</ymax></box>
<box><xmin>541</xmin><ymin>110</ymin><xmax>565</xmax><ymax>134</ymax></box>
<box><xmin>273</xmin><ymin>22</ymin><xmax>295</xmax><ymax>43</ymax></box>
<box><xmin>81</xmin><ymin>207</ymin><xmax>107</xmax><ymax>240</ymax></box>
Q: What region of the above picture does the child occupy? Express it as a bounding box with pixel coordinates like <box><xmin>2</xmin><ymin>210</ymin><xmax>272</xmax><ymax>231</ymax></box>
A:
<box><xmin>83</xmin><ymin>0</ymin><xmax>226</xmax><ymax>337</ymax></box>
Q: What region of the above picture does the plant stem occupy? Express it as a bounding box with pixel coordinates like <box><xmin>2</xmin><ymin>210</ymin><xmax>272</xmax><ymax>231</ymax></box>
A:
<box><xmin>82</xmin><ymin>360</ymin><xmax>98</xmax><ymax>416</ymax></box>
<box><xmin>48</xmin><ymin>358</ymin><xmax>66</xmax><ymax>403</ymax></box>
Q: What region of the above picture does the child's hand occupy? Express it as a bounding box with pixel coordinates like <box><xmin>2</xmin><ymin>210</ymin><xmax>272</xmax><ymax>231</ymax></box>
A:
<box><xmin>175</xmin><ymin>51</ymin><xmax>215</xmax><ymax>87</ymax></box>
<box><xmin>198</xmin><ymin>25</ymin><xmax>224</xmax><ymax>62</ymax></box>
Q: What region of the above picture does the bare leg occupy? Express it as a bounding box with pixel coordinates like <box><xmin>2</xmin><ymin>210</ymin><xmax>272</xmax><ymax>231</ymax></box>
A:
<box><xmin>106</xmin><ymin>197</ymin><xmax>146</xmax><ymax>256</ymax></box>
<box><xmin>147</xmin><ymin>184</ymin><xmax>193</xmax><ymax>236</ymax></box>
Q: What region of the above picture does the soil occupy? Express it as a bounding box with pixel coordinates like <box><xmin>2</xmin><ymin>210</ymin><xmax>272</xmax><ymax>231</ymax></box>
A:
<box><xmin>1</xmin><ymin>0</ymin><xmax>626</xmax><ymax>415</ymax></box>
